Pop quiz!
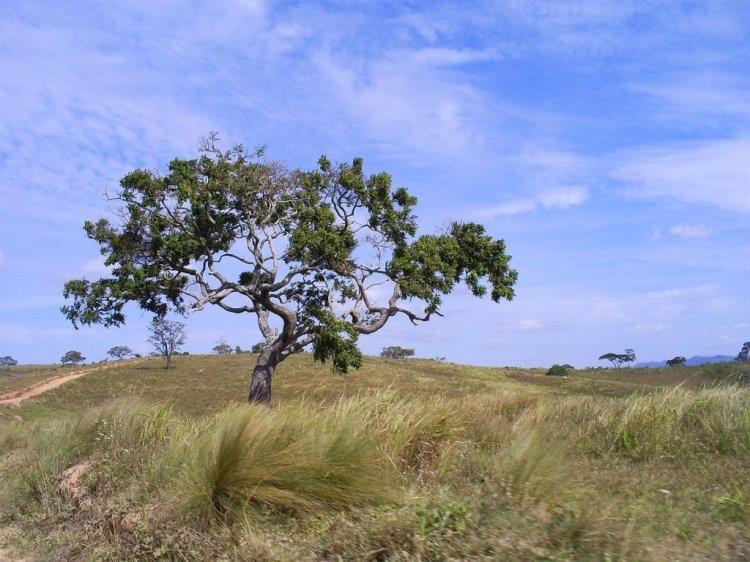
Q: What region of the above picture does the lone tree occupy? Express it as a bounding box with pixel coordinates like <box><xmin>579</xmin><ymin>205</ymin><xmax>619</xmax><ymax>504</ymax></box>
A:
<box><xmin>666</xmin><ymin>356</ymin><xmax>686</xmax><ymax>367</ymax></box>
<box><xmin>107</xmin><ymin>345</ymin><xmax>134</xmax><ymax>360</ymax></box>
<box><xmin>0</xmin><ymin>356</ymin><xmax>18</xmax><ymax>368</ymax></box>
<box><xmin>61</xmin><ymin>138</ymin><xmax>518</xmax><ymax>403</ymax></box>
<box><xmin>736</xmin><ymin>342</ymin><xmax>749</xmax><ymax>362</ymax></box>
<box><xmin>213</xmin><ymin>339</ymin><xmax>233</xmax><ymax>355</ymax></box>
<box><xmin>599</xmin><ymin>349</ymin><xmax>636</xmax><ymax>368</ymax></box>
<box><xmin>61</xmin><ymin>350</ymin><xmax>86</xmax><ymax>366</ymax></box>
<box><xmin>147</xmin><ymin>317</ymin><xmax>186</xmax><ymax>369</ymax></box>
<box><xmin>380</xmin><ymin>346</ymin><xmax>415</xmax><ymax>359</ymax></box>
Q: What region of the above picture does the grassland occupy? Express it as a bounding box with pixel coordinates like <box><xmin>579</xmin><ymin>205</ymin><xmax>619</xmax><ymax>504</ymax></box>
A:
<box><xmin>1</xmin><ymin>355</ymin><xmax>748</xmax><ymax>560</ymax></box>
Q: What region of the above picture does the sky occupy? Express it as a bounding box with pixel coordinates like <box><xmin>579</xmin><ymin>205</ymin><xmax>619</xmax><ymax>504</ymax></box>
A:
<box><xmin>1</xmin><ymin>0</ymin><xmax>749</xmax><ymax>367</ymax></box>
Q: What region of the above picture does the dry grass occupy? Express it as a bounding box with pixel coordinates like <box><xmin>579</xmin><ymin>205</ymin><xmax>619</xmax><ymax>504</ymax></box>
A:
<box><xmin>0</xmin><ymin>355</ymin><xmax>748</xmax><ymax>560</ymax></box>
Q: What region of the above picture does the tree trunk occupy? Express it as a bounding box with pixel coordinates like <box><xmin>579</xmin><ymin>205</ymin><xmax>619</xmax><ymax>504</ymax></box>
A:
<box><xmin>248</xmin><ymin>348</ymin><xmax>279</xmax><ymax>405</ymax></box>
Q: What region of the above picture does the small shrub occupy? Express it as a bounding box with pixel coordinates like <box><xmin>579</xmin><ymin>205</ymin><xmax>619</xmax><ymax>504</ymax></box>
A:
<box><xmin>546</xmin><ymin>364</ymin><xmax>569</xmax><ymax>376</ymax></box>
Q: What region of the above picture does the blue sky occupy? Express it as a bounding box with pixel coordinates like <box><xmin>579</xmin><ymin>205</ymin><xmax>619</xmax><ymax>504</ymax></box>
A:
<box><xmin>1</xmin><ymin>0</ymin><xmax>748</xmax><ymax>367</ymax></box>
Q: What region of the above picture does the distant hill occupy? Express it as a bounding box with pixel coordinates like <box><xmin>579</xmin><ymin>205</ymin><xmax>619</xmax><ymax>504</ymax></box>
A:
<box><xmin>637</xmin><ymin>355</ymin><xmax>735</xmax><ymax>368</ymax></box>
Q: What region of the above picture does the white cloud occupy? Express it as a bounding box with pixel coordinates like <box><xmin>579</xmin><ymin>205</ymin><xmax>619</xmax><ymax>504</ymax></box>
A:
<box><xmin>496</xmin><ymin>319</ymin><xmax>549</xmax><ymax>332</ymax></box>
<box><xmin>669</xmin><ymin>224</ymin><xmax>713</xmax><ymax>239</ymax></box>
<box><xmin>312</xmin><ymin>46</ymin><xmax>492</xmax><ymax>159</ymax></box>
<box><xmin>611</xmin><ymin>137</ymin><xmax>750</xmax><ymax>214</ymax></box>
<box><xmin>475</xmin><ymin>186</ymin><xmax>588</xmax><ymax>218</ymax></box>
<box><xmin>646</xmin><ymin>284</ymin><xmax>720</xmax><ymax>300</ymax></box>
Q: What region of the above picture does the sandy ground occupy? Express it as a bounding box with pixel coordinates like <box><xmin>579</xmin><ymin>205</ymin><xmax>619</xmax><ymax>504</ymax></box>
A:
<box><xmin>0</xmin><ymin>360</ymin><xmax>140</xmax><ymax>407</ymax></box>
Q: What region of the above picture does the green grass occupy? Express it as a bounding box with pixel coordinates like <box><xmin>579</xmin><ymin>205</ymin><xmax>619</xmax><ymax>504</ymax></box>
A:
<box><xmin>1</xmin><ymin>355</ymin><xmax>748</xmax><ymax>560</ymax></box>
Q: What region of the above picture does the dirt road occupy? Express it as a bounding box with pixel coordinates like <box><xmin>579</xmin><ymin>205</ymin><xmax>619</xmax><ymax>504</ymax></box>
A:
<box><xmin>0</xmin><ymin>361</ymin><xmax>139</xmax><ymax>407</ymax></box>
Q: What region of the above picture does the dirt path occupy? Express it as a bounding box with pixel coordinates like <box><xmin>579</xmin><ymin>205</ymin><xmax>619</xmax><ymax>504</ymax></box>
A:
<box><xmin>0</xmin><ymin>360</ymin><xmax>140</xmax><ymax>407</ymax></box>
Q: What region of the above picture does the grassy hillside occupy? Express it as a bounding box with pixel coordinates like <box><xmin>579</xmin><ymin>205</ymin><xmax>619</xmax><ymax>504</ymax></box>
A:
<box><xmin>1</xmin><ymin>355</ymin><xmax>748</xmax><ymax>560</ymax></box>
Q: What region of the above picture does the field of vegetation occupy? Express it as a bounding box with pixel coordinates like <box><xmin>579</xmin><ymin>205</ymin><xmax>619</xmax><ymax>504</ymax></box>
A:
<box><xmin>1</xmin><ymin>355</ymin><xmax>748</xmax><ymax>560</ymax></box>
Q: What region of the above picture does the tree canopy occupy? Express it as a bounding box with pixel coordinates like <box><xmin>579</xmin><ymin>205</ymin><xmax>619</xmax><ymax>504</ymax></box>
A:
<box><xmin>736</xmin><ymin>342</ymin><xmax>749</xmax><ymax>362</ymax></box>
<box><xmin>61</xmin><ymin>350</ymin><xmax>86</xmax><ymax>365</ymax></box>
<box><xmin>147</xmin><ymin>317</ymin><xmax>186</xmax><ymax>369</ymax></box>
<box><xmin>0</xmin><ymin>356</ymin><xmax>18</xmax><ymax>368</ymax></box>
<box><xmin>598</xmin><ymin>349</ymin><xmax>636</xmax><ymax>368</ymax></box>
<box><xmin>213</xmin><ymin>339</ymin><xmax>233</xmax><ymax>355</ymax></box>
<box><xmin>380</xmin><ymin>346</ymin><xmax>415</xmax><ymax>359</ymax></box>
<box><xmin>107</xmin><ymin>345</ymin><xmax>134</xmax><ymax>360</ymax></box>
<box><xmin>62</xmin><ymin>138</ymin><xmax>518</xmax><ymax>403</ymax></box>
<box><xmin>666</xmin><ymin>356</ymin><xmax>686</xmax><ymax>367</ymax></box>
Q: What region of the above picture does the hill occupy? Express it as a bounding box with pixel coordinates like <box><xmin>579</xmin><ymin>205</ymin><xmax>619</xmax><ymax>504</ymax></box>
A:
<box><xmin>1</xmin><ymin>355</ymin><xmax>748</xmax><ymax>560</ymax></box>
<box><xmin>637</xmin><ymin>355</ymin><xmax>735</xmax><ymax>367</ymax></box>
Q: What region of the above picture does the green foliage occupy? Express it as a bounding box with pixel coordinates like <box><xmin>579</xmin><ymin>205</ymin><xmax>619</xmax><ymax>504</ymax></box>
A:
<box><xmin>60</xmin><ymin>350</ymin><xmax>85</xmax><ymax>365</ymax></box>
<box><xmin>107</xmin><ymin>346</ymin><xmax>133</xmax><ymax>360</ymax></box>
<box><xmin>667</xmin><ymin>356</ymin><xmax>687</xmax><ymax>367</ymax></box>
<box><xmin>313</xmin><ymin>314</ymin><xmax>363</xmax><ymax>373</ymax></box>
<box><xmin>381</xmin><ymin>346</ymin><xmax>415</xmax><ymax>359</ymax></box>
<box><xmin>61</xmin><ymin>138</ymin><xmax>517</xmax><ymax>394</ymax></box>
<box><xmin>0</xmin><ymin>355</ymin><xmax>18</xmax><ymax>368</ymax></box>
<box><xmin>599</xmin><ymin>349</ymin><xmax>636</xmax><ymax>368</ymax></box>
<box><xmin>212</xmin><ymin>339</ymin><xmax>232</xmax><ymax>355</ymax></box>
<box><xmin>546</xmin><ymin>364</ymin><xmax>570</xmax><ymax>376</ymax></box>
<box><xmin>736</xmin><ymin>341</ymin><xmax>750</xmax><ymax>362</ymax></box>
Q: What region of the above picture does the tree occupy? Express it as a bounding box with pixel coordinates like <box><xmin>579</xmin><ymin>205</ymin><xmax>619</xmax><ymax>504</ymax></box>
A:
<box><xmin>666</xmin><ymin>356</ymin><xmax>686</xmax><ymax>367</ymax></box>
<box><xmin>736</xmin><ymin>342</ymin><xmax>749</xmax><ymax>362</ymax></box>
<box><xmin>622</xmin><ymin>349</ymin><xmax>636</xmax><ymax>366</ymax></box>
<box><xmin>0</xmin><ymin>356</ymin><xmax>18</xmax><ymax>368</ymax></box>
<box><xmin>213</xmin><ymin>339</ymin><xmax>233</xmax><ymax>355</ymax></box>
<box><xmin>61</xmin><ymin>350</ymin><xmax>86</xmax><ymax>365</ymax></box>
<box><xmin>598</xmin><ymin>349</ymin><xmax>636</xmax><ymax>368</ymax></box>
<box><xmin>380</xmin><ymin>346</ymin><xmax>415</xmax><ymax>359</ymax></box>
<box><xmin>61</xmin><ymin>138</ymin><xmax>518</xmax><ymax>404</ymax></box>
<box><xmin>546</xmin><ymin>364</ymin><xmax>570</xmax><ymax>377</ymax></box>
<box><xmin>107</xmin><ymin>345</ymin><xmax>134</xmax><ymax>360</ymax></box>
<box><xmin>147</xmin><ymin>318</ymin><xmax>186</xmax><ymax>369</ymax></box>
<box><xmin>250</xmin><ymin>342</ymin><xmax>266</xmax><ymax>353</ymax></box>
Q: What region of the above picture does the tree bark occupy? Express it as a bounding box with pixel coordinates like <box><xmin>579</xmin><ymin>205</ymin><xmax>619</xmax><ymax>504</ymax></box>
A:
<box><xmin>248</xmin><ymin>347</ymin><xmax>279</xmax><ymax>405</ymax></box>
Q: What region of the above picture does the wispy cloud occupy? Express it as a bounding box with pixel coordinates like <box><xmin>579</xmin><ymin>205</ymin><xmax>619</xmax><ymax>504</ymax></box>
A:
<box><xmin>496</xmin><ymin>319</ymin><xmax>549</xmax><ymax>332</ymax></box>
<box><xmin>611</xmin><ymin>137</ymin><xmax>750</xmax><ymax>214</ymax></box>
<box><xmin>669</xmin><ymin>224</ymin><xmax>714</xmax><ymax>239</ymax></box>
<box><xmin>475</xmin><ymin>186</ymin><xmax>588</xmax><ymax>218</ymax></box>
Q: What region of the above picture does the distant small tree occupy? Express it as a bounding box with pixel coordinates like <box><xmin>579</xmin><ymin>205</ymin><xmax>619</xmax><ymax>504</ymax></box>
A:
<box><xmin>736</xmin><ymin>342</ymin><xmax>749</xmax><ymax>362</ymax></box>
<box><xmin>61</xmin><ymin>350</ymin><xmax>86</xmax><ymax>365</ymax></box>
<box><xmin>666</xmin><ymin>356</ymin><xmax>686</xmax><ymax>367</ymax></box>
<box><xmin>546</xmin><ymin>364</ymin><xmax>569</xmax><ymax>377</ymax></box>
<box><xmin>251</xmin><ymin>342</ymin><xmax>266</xmax><ymax>353</ymax></box>
<box><xmin>380</xmin><ymin>346</ymin><xmax>415</xmax><ymax>359</ymax></box>
<box><xmin>213</xmin><ymin>339</ymin><xmax>233</xmax><ymax>355</ymax></box>
<box><xmin>235</xmin><ymin>346</ymin><xmax>244</xmax><ymax>354</ymax></box>
<box><xmin>147</xmin><ymin>318</ymin><xmax>186</xmax><ymax>369</ymax></box>
<box><xmin>623</xmin><ymin>349</ymin><xmax>636</xmax><ymax>366</ymax></box>
<box><xmin>599</xmin><ymin>349</ymin><xmax>636</xmax><ymax>368</ymax></box>
<box><xmin>0</xmin><ymin>356</ymin><xmax>18</xmax><ymax>368</ymax></box>
<box><xmin>107</xmin><ymin>345</ymin><xmax>134</xmax><ymax>360</ymax></box>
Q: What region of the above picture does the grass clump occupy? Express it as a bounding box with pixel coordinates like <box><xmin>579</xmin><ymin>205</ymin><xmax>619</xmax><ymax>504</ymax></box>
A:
<box><xmin>178</xmin><ymin>402</ymin><xmax>391</xmax><ymax>522</ymax></box>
